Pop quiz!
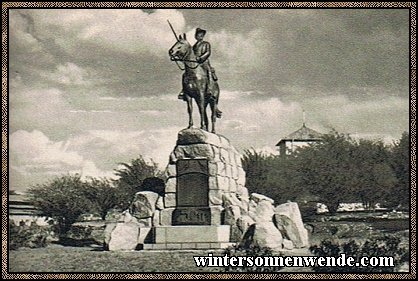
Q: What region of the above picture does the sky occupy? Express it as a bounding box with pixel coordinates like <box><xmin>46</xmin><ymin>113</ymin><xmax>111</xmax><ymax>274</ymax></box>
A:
<box><xmin>9</xmin><ymin>8</ymin><xmax>410</xmax><ymax>191</ymax></box>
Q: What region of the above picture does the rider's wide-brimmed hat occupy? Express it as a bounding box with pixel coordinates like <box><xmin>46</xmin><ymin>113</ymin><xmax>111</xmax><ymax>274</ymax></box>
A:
<box><xmin>195</xmin><ymin>28</ymin><xmax>206</xmax><ymax>35</ymax></box>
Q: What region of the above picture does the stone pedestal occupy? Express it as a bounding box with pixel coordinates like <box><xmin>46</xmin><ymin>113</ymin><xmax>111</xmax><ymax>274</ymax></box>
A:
<box><xmin>148</xmin><ymin>128</ymin><xmax>250</xmax><ymax>249</ymax></box>
<box><xmin>143</xmin><ymin>225</ymin><xmax>232</xmax><ymax>250</ymax></box>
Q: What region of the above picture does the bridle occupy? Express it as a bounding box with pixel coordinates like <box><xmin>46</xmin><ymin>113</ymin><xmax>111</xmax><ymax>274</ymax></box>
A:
<box><xmin>171</xmin><ymin>44</ymin><xmax>201</xmax><ymax>70</ymax></box>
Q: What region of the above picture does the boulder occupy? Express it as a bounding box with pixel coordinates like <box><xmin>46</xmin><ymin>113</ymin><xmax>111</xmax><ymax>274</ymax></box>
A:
<box><xmin>130</xmin><ymin>191</ymin><xmax>159</xmax><ymax>220</ymax></box>
<box><xmin>282</xmin><ymin>239</ymin><xmax>294</xmax><ymax>250</ymax></box>
<box><xmin>103</xmin><ymin>223</ymin><xmax>117</xmax><ymax>248</ymax></box>
<box><xmin>222</xmin><ymin>193</ymin><xmax>242</xmax><ymax>208</ymax></box>
<box><xmin>250</xmin><ymin>193</ymin><xmax>274</xmax><ymax>204</ymax></box>
<box><xmin>241</xmin><ymin>222</ymin><xmax>283</xmax><ymax>249</ymax></box>
<box><xmin>108</xmin><ymin>222</ymin><xmax>140</xmax><ymax>251</ymax></box>
<box><xmin>224</xmin><ymin>205</ymin><xmax>241</xmax><ymax>225</ymax></box>
<box><xmin>274</xmin><ymin>202</ymin><xmax>309</xmax><ymax>248</ymax></box>
<box><xmin>254</xmin><ymin>200</ymin><xmax>275</xmax><ymax>222</ymax></box>
<box><xmin>237</xmin><ymin>215</ymin><xmax>255</xmax><ymax>234</ymax></box>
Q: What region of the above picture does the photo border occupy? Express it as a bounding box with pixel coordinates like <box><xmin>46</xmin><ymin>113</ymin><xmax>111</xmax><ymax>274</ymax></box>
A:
<box><xmin>2</xmin><ymin>1</ymin><xmax>416</xmax><ymax>279</ymax></box>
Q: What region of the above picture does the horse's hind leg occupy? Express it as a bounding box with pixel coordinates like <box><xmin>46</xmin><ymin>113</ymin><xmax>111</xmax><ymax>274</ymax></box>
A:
<box><xmin>186</xmin><ymin>95</ymin><xmax>193</xmax><ymax>128</ymax></box>
<box><xmin>210</xmin><ymin>100</ymin><xmax>216</xmax><ymax>133</ymax></box>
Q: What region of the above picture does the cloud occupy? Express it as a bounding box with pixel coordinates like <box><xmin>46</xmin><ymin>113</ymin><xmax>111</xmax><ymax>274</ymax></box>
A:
<box><xmin>28</xmin><ymin>9</ymin><xmax>186</xmax><ymax>56</ymax></box>
<box><xmin>9</xmin><ymin>130</ymin><xmax>117</xmax><ymax>191</ymax></box>
<box><xmin>42</xmin><ymin>62</ymin><xmax>90</xmax><ymax>85</ymax></box>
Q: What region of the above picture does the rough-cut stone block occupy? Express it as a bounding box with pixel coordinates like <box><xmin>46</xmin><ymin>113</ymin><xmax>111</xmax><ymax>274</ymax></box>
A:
<box><xmin>219</xmin><ymin>135</ymin><xmax>230</xmax><ymax>147</ymax></box>
<box><xmin>210</xmin><ymin>206</ymin><xmax>224</xmax><ymax>225</ymax></box>
<box><xmin>229</xmin><ymin>150</ymin><xmax>237</xmax><ymax>166</ymax></box>
<box><xmin>212</xmin><ymin>146</ymin><xmax>221</xmax><ymax>161</ymax></box>
<box><xmin>220</xmin><ymin>148</ymin><xmax>230</xmax><ymax>162</ymax></box>
<box><xmin>169</xmin><ymin>151</ymin><xmax>177</xmax><ymax>164</ymax></box>
<box><xmin>160</xmin><ymin>208</ymin><xmax>175</xmax><ymax>226</ymax></box>
<box><xmin>240</xmin><ymin>199</ymin><xmax>249</xmax><ymax>214</ymax></box>
<box><xmin>216</xmin><ymin>162</ymin><xmax>226</xmax><ymax>176</ymax></box>
<box><xmin>165</xmin><ymin>164</ymin><xmax>176</xmax><ymax>178</ymax></box>
<box><xmin>222</xmin><ymin>193</ymin><xmax>241</xmax><ymax>207</ymax></box>
<box><xmin>208</xmin><ymin>176</ymin><xmax>218</xmax><ymax>190</ymax></box>
<box><xmin>174</xmin><ymin>144</ymin><xmax>214</xmax><ymax>160</ymax></box>
<box><xmin>235</xmin><ymin>153</ymin><xmax>242</xmax><ymax>167</ymax></box>
<box><xmin>229</xmin><ymin>178</ymin><xmax>237</xmax><ymax>192</ymax></box>
<box><xmin>177</xmin><ymin>128</ymin><xmax>222</xmax><ymax>146</ymax></box>
<box><xmin>217</xmin><ymin>176</ymin><xmax>230</xmax><ymax>191</ymax></box>
<box><xmin>225</xmin><ymin>164</ymin><xmax>232</xmax><ymax>178</ymax></box>
<box><xmin>236</xmin><ymin>185</ymin><xmax>249</xmax><ymax>198</ymax></box>
<box><xmin>156</xmin><ymin>196</ymin><xmax>164</xmax><ymax>210</ymax></box>
<box><xmin>208</xmin><ymin>161</ymin><xmax>217</xmax><ymax>175</ymax></box>
<box><xmin>165</xmin><ymin>178</ymin><xmax>176</xmax><ymax>193</ymax></box>
<box><xmin>231</xmin><ymin>165</ymin><xmax>239</xmax><ymax>180</ymax></box>
<box><xmin>130</xmin><ymin>191</ymin><xmax>159</xmax><ymax>220</ymax></box>
<box><xmin>137</xmin><ymin>217</ymin><xmax>152</xmax><ymax>227</ymax></box>
<box><xmin>164</xmin><ymin>193</ymin><xmax>176</xmax><ymax>208</ymax></box>
<box><xmin>224</xmin><ymin>205</ymin><xmax>241</xmax><ymax>225</ymax></box>
<box><xmin>209</xmin><ymin>190</ymin><xmax>223</xmax><ymax>205</ymax></box>
<box><xmin>152</xmin><ymin>210</ymin><xmax>160</xmax><ymax>226</ymax></box>
<box><xmin>237</xmin><ymin>168</ymin><xmax>246</xmax><ymax>186</ymax></box>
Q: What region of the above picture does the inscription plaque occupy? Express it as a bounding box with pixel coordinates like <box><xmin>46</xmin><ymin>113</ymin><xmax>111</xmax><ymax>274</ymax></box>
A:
<box><xmin>173</xmin><ymin>159</ymin><xmax>210</xmax><ymax>225</ymax></box>
<box><xmin>176</xmin><ymin>159</ymin><xmax>209</xmax><ymax>207</ymax></box>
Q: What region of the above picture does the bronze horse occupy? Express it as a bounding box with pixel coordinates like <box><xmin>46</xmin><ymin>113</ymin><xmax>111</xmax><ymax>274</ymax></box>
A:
<box><xmin>169</xmin><ymin>33</ymin><xmax>221</xmax><ymax>133</ymax></box>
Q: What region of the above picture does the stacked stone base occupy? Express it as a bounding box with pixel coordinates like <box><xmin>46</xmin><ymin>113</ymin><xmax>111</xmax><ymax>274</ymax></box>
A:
<box><xmin>143</xmin><ymin>225</ymin><xmax>232</xmax><ymax>250</ymax></box>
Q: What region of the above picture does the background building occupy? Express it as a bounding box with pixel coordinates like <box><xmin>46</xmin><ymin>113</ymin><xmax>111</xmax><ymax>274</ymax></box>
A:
<box><xmin>276</xmin><ymin>123</ymin><xmax>323</xmax><ymax>156</ymax></box>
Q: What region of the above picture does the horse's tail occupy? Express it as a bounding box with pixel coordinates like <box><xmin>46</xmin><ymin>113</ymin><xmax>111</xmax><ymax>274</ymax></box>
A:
<box><xmin>216</xmin><ymin>108</ymin><xmax>222</xmax><ymax>118</ymax></box>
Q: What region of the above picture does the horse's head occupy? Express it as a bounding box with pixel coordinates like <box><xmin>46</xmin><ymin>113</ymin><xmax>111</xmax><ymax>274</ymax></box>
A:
<box><xmin>168</xmin><ymin>33</ymin><xmax>191</xmax><ymax>61</ymax></box>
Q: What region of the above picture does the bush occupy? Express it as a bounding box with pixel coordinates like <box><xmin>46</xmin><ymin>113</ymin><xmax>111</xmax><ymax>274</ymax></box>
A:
<box><xmin>9</xmin><ymin>221</ymin><xmax>50</xmax><ymax>250</ymax></box>
<box><xmin>220</xmin><ymin>244</ymin><xmax>283</xmax><ymax>272</ymax></box>
<box><xmin>309</xmin><ymin>236</ymin><xmax>409</xmax><ymax>272</ymax></box>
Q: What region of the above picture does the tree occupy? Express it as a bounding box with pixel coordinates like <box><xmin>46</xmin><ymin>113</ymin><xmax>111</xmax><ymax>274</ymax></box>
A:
<box><xmin>349</xmin><ymin>139</ymin><xmax>396</xmax><ymax>209</ymax></box>
<box><xmin>295</xmin><ymin>132</ymin><xmax>355</xmax><ymax>213</ymax></box>
<box><xmin>28</xmin><ymin>174</ymin><xmax>92</xmax><ymax>238</ymax></box>
<box><xmin>84</xmin><ymin>177</ymin><xmax>121</xmax><ymax>220</ymax></box>
<box><xmin>388</xmin><ymin>132</ymin><xmax>410</xmax><ymax>209</ymax></box>
<box><xmin>113</xmin><ymin>156</ymin><xmax>163</xmax><ymax>209</ymax></box>
<box><xmin>241</xmin><ymin>149</ymin><xmax>275</xmax><ymax>197</ymax></box>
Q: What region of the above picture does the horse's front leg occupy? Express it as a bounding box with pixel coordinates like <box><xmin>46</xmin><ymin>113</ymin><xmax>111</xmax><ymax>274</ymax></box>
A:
<box><xmin>186</xmin><ymin>96</ymin><xmax>193</xmax><ymax>128</ymax></box>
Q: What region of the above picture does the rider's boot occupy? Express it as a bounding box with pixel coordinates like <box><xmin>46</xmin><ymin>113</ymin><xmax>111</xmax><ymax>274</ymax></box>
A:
<box><xmin>178</xmin><ymin>90</ymin><xmax>185</xmax><ymax>101</ymax></box>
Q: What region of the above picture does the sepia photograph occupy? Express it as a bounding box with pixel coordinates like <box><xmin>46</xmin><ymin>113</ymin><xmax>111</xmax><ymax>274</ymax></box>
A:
<box><xmin>3</xmin><ymin>2</ymin><xmax>415</xmax><ymax>278</ymax></box>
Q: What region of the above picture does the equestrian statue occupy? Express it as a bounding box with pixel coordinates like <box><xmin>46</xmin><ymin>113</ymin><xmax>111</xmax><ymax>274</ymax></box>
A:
<box><xmin>168</xmin><ymin>21</ymin><xmax>222</xmax><ymax>133</ymax></box>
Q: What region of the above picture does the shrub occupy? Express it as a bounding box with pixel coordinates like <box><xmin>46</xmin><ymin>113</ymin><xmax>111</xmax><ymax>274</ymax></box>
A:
<box><xmin>220</xmin><ymin>244</ymin><xmax>283</xmax><ymax>272</ymax></box>
<box><xmin>309</xmin><ymin>236</ymin><xmax>409</xmax><ymax>272</ymax></box>
<box><xmin>9</xmin><ymin>221</ymin><xmax>50</xmax><ymax>250</ymax></box>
